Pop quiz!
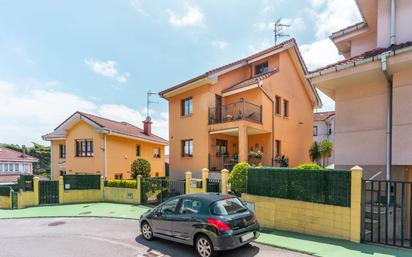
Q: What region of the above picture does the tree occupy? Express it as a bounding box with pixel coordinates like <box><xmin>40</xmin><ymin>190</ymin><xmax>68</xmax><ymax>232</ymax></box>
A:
<box><xmin>229</xmin><ymin>162</ymin><xmax>250</xmax><ymax>197</ymax></box>
<box><xmin>320</xmin><ymin>139</ymin><xmax>333</xmax><ymax>167</ymax></box>
<box><xmin>131</xmin><ymin>159</ymin><xmax>151</xmax><ymax>179</ymax></box>
<box><xmin>309</xmin><ymin>141</ymin><xmax>322</xmax><ymax>164</ymax></box>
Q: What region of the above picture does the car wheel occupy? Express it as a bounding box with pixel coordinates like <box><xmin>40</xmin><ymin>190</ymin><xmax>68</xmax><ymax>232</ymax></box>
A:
<box><xmin>141</xmin><ymin>222</ymin><xmax>153</xmax><ymax>241</ymax></box>
<box><xmin>195</xmin><ymin>235</ymin><xmax>216</xmax><ymax>257</ymax></box>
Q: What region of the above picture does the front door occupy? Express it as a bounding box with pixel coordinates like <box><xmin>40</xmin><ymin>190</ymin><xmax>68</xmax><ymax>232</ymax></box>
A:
<box><xmin>151</xmin><ymin>198</ymin><xmax>180</xmax><ymax>237</ymax></box>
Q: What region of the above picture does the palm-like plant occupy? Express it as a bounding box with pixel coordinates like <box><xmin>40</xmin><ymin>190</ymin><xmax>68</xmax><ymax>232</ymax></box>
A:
<box><xmin>320</xmin><ymin>139</ymin><xmax>333</xmax><ymax>167</ymax></box>
<box><xmin>309</xmin><ymin>141</ymin><xmax>322</xmax><ymax>164</ymax></box>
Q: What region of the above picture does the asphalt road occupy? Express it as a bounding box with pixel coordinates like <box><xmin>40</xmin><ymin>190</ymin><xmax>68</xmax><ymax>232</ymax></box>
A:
<box><xmin>0</xmin><ymin>218</ymin><xmax>310</xmax><ymax>257</ymax></box>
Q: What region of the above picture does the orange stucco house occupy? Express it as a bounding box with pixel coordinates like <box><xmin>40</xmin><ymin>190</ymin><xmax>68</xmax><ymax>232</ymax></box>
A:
<box><xmin>160</xmin><ymin>39</ymin><xmax>321</xmax><ymax>179</ymax></box>
<box><xmin>308</xmin><ymin>0</ymin><xmax>412</xmax><ymax>182</ymax></box>
<box><xmin>42</xmin><ymin>112</ymin><xmax>168</xmax><ymax>180</ymax></box>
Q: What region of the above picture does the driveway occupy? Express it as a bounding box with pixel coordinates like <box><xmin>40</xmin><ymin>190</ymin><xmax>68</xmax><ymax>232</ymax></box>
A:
<box><xmin>0</xmin><ymin>218</ymin><xmax>309</xmax><ymax>257</ymax></box>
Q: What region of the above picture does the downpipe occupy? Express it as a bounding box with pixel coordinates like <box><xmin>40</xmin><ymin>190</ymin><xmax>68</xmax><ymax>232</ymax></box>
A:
<box><xmin>381</xmin><ymin>53</ymin><xmax>393</xmax><ymax>206</ymax></box>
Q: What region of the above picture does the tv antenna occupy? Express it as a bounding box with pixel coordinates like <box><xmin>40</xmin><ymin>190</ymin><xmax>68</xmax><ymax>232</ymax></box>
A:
<box><xmin>274</xmin><ymin>18</ymin><xmax>290</xmax><ymax>45</ymax></box>
<box><xmin>146</xmin><ymin>90</ymin><xmax>158</xmax><ymax>118</ymax></box>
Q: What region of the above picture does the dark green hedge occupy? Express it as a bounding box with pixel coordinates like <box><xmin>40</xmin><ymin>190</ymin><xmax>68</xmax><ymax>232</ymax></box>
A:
<box><xmin>247</xmin><ymin>167</ymin><xmax>351</xmax><ymax>207</ymax></box>
<box><xmin>0</xmin><ymin>184</ymin><xmax>18</xmax><ymax>196</ymax></box>
<box><xmin>63</xmin><ymin>174</ymin><xmax>100</xmax><ymax>190</ymax></box>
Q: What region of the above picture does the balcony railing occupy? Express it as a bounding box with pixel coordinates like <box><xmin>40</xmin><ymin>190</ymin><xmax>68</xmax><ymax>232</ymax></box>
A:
<box><xmin>208</xmin><ymin>100</ymin><xmax>262</xmax><ymax>125</ymax></box>
<box><xmin>208</xmin><ymin>154</ymin><xmax>238</xmax><ymax>171</ymax></box>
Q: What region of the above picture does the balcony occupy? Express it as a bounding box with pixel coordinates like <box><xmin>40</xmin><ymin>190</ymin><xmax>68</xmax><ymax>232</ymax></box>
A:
<box><xmin>208</xmin><ymin>154</ymin><xmax>238</xmax><ymax>171</ymax></box>
<box><xmin>208</xmin><ymin>100</ymin><xmax>262</xmax><ymax>125</ymax></box>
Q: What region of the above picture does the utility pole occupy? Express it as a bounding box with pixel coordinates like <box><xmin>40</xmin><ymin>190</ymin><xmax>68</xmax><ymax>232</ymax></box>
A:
<box><xmin>146</xmin><ymin>90</ymin><xmax>158</xmax><ymax>119</ymax></box>
<box><xmin>274</xmin><ymin>18</ymin><xmax>290</xmax><ymax>45</ymax></box>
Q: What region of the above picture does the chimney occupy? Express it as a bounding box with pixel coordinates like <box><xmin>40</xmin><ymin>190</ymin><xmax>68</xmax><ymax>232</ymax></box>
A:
<box><xmin>22</xmin><ymin>145</ymin><xmax>26</xmax><ymax>158</ymax></box>
<box><xmin>143</xmin><ymin>117</ymin><xmax>152</xmax><ymax>136</ymax></box>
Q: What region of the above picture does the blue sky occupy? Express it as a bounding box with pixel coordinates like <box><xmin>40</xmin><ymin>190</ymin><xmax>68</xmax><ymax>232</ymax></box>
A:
<box><xmin>0</xmin><ymin>0</ymin><xmax>361</xmax><ymax>145</ymax></box>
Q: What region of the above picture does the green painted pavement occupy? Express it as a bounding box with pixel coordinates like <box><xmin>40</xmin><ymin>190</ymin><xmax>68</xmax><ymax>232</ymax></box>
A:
<box><xmin>256</xmin><ymin>229</ymin><xmax>411</xmax><ymax>257</ymax></box>
<box><xmin>0</xmin><ymin>203</ymin><xmax>150</xmax><ymax>219</ymax></box>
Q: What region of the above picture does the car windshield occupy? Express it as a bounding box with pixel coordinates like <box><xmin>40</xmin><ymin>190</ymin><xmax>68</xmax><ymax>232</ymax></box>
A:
<box><xmin>210</xmin><ymin>197</ymin><xmax>248</xmax><ymax>215</ymax></box>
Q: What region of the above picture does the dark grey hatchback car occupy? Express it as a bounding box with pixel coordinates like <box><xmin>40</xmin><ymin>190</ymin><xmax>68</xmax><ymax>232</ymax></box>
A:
<box><xmin>139</xmin><ymin>193</ymin><xmax>260</xmax><ymax>257</ymax></box>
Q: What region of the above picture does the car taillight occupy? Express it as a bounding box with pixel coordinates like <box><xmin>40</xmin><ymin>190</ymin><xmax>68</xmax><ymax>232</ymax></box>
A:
<box><xmin>252</xmin><ymin>213</ymin><xmax>256</xmax><ymax>221</ymax></box>
<box><xmin>207</xmin><ymin>218</ymin><xmax>231</xmax><ymax>231</ymax></box>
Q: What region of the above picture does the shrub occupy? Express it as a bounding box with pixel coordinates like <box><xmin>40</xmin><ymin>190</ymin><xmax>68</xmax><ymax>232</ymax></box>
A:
<box><xmin>229</xmin><ymin>162</ymin><xmax>250</xmax><ymax>197</ymax></box>
<box><xmin>106</xmin><ymin>179</ymin><xmax>137</xmax><ymax>188</ymax></box>
<box><xmin>295</xmin><ymin>163</ymin><xmax>323</xmax><ymax>170</ymax></box>
<box><xmin>131</xmin><ymin>159</ymin><xmax>151</xmax><ymax>179</ymax></box>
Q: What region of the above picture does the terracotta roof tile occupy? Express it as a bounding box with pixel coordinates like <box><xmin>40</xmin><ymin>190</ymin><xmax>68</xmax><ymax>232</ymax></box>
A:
<box><xmin>44</xmin><ymin>112</ymin><xmax>168</xmax><ymax>145</ymax></box>
<box><xmin>314</xmin><ymin>111</ymin><xmax>335</xmax><ymax>121</ymax></box>
<box><xmin>310</xmin><ymin>41</ymin><xmax>412</xmax><ymax>73</ymax></box>
<box><xmin>222</xmin><ymin>68</ymin><xmax>279</xmax><ymax>93</ymax></box>
<box><xmin>0</xmin><ymin>147</ymin><xmax>38</xmax><ymax>162</ymax></box>
<box><xmin>160</xmin><ymin>39</ymin><xmax>297</xmax><ymax>96</ymax></box>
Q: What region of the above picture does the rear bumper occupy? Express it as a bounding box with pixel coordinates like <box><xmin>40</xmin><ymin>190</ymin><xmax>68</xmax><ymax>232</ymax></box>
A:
<box><xmin>212</xmin><ymin>229</ymin><xmax>260</xmax><ymax>251</ymax></box>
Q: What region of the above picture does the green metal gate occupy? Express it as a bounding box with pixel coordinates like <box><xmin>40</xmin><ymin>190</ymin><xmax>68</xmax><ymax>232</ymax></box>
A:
<box><xmin>141</xmin><ymin>178</ymin><xmax>185</xmax><ymax>205</ymax></box>
<box><xmin>11</xmin><ymin>191</ymin><xmax>18</xmax><ymax>209</ymax></box>
<box><xmin>362</xmin><ymin>179</ymin><xmax>412</xmax><ymax>248</ymax></box>
<box><xmin>39</xmin><ymin>181</ymin><xmax>59</xmax><ymax>205</ymax></box>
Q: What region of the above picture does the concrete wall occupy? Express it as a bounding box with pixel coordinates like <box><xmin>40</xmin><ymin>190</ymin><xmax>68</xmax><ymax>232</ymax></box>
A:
<box><xmin>0</xmin><ymin>196</ymin><xmax>10</xmax><ymax>209</ymax></box>
<box><xmin>103</xmin><ymin>187</ymin><xmax>141</xmax><ymax>204</ymax></box>
<box><xmin>242</xmin><ymin>166</ymin><xmax>362</xmax><ymax>242</ymax></box>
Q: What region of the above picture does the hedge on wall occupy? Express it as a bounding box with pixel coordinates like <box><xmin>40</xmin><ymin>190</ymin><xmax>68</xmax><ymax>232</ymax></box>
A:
<box><xmin>63</xmin><ymin>174</ymin><xmax>100</xmax><ymax>190</ymax></box>
<box><xmin>247</xmin><ymin>167</ymin><xmax>351</xmax><ymax>207</ymax></box>
<box><xmin>105</xmin><ymin>179</ymin><xmax>137</xmax><ymax>189</ymax></box>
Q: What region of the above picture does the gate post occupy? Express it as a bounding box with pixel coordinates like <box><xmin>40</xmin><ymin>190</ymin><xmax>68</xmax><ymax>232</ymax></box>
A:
<box><xmin>137</xmin><ymin>175</ymin><xmax>142</xmax><ymax>204</ymax></box>
<box><xmin>202</xmin><ymin>168</ymin><xmax>209</xmax><ymax>193</ymax></box>
<box><xmin>185</xmin><ymin>172</ymin><xmax>192</xmax><ymax>194</ymax></box>
<box><xmin>33</xmin><ymin>177</ymin><xmax>39</xmax><ymax>206</ymax></box>
<box><xmin>350</xmin><ymin>165</ymin><xmax>363</xmax><ymax>243</ymax></box>
<box><xmin>100</xmin><ymin>176</ymin><xmax>104</xmax><ymax>202</ymax></box>
<box><xmin>58</xmin><ymin>176</ymin><xmax>64</xmax><ymax>204</ymax></box>
<box><xmin>221</xmin><ymin>169</ymin><xmax>229</xmax><ymax>194</ymax></box>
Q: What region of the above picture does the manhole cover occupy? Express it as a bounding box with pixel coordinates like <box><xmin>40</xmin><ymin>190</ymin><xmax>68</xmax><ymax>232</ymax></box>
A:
<box><xmin>109</xmin><ymin>211</ymin><xmax>115</xmax><ymax>214</ymax></box>
<box><xmin>78</xmin><ymin>211</ymin><xmax>92</xmax><ymax>215</ymax></box>
<box><xmin>48</xmin><ymin>221</ymin><xmax>66</xmax><ymax>227</ymax></box>
<box><xmin>83</xmin><ymin>205</ymin><xmax>90</xmax><ymax>208</ymax></box>
<box><xmin>136</xmin><ymin>249</ymin><xmax>164</xmax><ymax>257</ymax></box>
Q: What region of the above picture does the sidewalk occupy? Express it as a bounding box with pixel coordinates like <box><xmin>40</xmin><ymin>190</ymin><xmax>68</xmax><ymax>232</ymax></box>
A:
<box><xmin>257</xmin><ymin>229</ymin><xmax>411</xmax><ymax>257</ymax></box>
<box><xmin>0</xmin><ymin>203</ymin><xmax>149</xmax><ymax>219</ymax></box>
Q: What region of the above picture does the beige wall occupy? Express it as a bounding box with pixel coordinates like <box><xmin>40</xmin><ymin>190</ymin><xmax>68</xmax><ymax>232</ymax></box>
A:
<box><xmin>351</xmin><ymin>32</ymin><xmax>377</xmax><ymax>57</ymax></box>
<box><xmin>377</xmin><ymin>0</ymin><xmax>412</xmax><ymax>48</ymax></box>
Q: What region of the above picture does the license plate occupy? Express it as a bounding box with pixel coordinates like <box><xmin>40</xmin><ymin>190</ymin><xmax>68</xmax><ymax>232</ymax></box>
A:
<box><xmin>241</xmin><ymin>232</ymin><xmax>254</xmax><ymax>242</ymax></box>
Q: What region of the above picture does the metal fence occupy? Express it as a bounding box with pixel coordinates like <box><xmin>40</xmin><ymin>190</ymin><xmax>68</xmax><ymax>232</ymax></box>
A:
<box><xmin>207</xmin><ymin>178</ymin><xmax>221</xmax><ymax>192</ymax></box>
<box><xmin>18</xmin><ymin>175</ymin><xmax>34</xmax><ymax>191</ymax></box>
<box><xmin>362</xmin><ymin>179</ymin><xmax>412</xmax><ymax>248</ymax></box>
<box><xmin>247</xmin><ymin>167</ymin><xmax>351</xmax><ymax>207</ymax></box>
<box><xmin>63</xmin><ymin>174</ymin><xmax>100</xmax><ymax>190</ymax></box>
<box><xmin>208</xmin><ymin>100</ymin><xmax>262</xmax><ymax>124</ymax></box>
<box><xmin>141</xmin><ymin>178</ymin><xmax>186</xmax><ymax>204</ymax></box>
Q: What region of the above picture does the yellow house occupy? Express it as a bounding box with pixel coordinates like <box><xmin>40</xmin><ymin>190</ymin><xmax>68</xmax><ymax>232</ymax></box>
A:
<box><xmin>42</xmin><ymin>112</ymin><xmax>168</xmax><ymax>180</ymax></box>
<box><xmin>160</xmin><ymin>39</ymin><xmax>321</xmax><ymax>179</ymax></box>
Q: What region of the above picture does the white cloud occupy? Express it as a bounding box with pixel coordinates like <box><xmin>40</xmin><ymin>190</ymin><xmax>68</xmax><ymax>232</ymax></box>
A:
<box><xmin>309</xmin><ymin>0</ymin><xmax>361</xmax><ymax>39</ymax></box>
<box><xmin>167</xmin><ymin>5</ymin><xmax>204</xmax><ymax>27</ymax></box>
<box><xmin>12</xmin><ymin>46</ymin><xmax>35</xmax><ymax>65</ymax></box>
<box><xmin>0</xmin><ymin>80</ymin><xmax>168</xmax><ymax>146</ymax></box>
<box><xmin>212</xmin><ymin>40</ymin><xmax>228</xmax><ymax>50</ymax></box>
<box><xmin>130</xmin><ymin>0</ymin><xmax>146</xmax><ymax>16</ymax></box>
<box><xmin>84</xmin><ymin>59</ymin><xmax>129</xmax><ymax>83</ymax></box>
<box><xmin>299</xmin><ymin>38</ymin><xmax>344</xmax><ymax>70</ymax></box>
